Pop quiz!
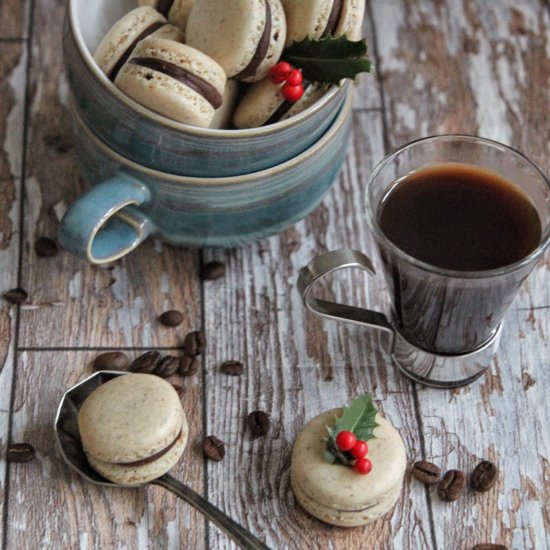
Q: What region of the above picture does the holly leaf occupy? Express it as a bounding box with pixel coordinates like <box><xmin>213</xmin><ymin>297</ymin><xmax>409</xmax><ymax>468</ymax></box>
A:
<box><xmin>324</xmin><ymin>394</ymin><xmax>379</xmax><ymax>465</ymax></box>
<box><xmin>284</xmin><ymin>35</ymin><xmax>372</xmax><ymax>86</ymax></box>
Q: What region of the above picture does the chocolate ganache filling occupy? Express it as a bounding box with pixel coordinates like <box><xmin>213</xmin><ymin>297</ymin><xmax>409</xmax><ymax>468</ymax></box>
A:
<box><xmin>129</xmin><ymin>57</ymin><xmax>223</xmax><ymax>108</ymax></box>
<box><xmin>116</xmin><ymin>430</ymin><xmax>183</xmax><ymax>467</ymax></box>
<box><xmin>321</xmin><ymin>0</ymin><xmax>344</xmax><ymax>38</ymax></box>
<box><xmin>156</xmin><ymin>0</ymin><xmax>175</xmax><ymax>17</ymax></box>
<box><xmin>234</xmin><ymin>0</ymin><xmax>272</xmax><ymax>79</ymax></box>
<box><xmin>264</xmin><ymin>81</ymin><xmax>311</xmax><ymax>126</ymax></box>
<box><xmin>108</xmin><ymin>21</ymin><xmax>166</xmax><ymax>81</ymax></box>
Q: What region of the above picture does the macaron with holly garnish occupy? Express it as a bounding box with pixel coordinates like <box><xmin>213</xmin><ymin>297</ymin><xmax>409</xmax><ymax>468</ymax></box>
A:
<box><xmin>233</xmin><ymin>61</ymin><xmax>327</xmax><ymax>128</ymax></box>
<box><xmin>186</xmin><ymin>0</ymin><xmax>287</xmax><ymax>82</ymax></box>
<box><xmin>94</xmin><ymin>7</ymin><xmax>185</xmax><ymax>82</ymax></box>
<box><xmin>282</xmin><ymin>0</ymin><xmax>366</xmax><ymax>46</ymax></box>
<box><xmin>139</xmin><ymin>0</ymin><xmax>196</xmax><ymax>35</ymax></box>
<box><xmin>291</xmin><ymin>394</ymin><xmax>406</xmax><ymax>527</ymax></box>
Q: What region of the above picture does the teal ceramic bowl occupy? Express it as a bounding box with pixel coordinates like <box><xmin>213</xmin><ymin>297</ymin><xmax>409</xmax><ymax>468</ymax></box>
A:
<box><xmin>59</xmin><ymin>89</ymin><xmax>353</xmax><ymax>262</ymax></box>
<box><xmin>64</xmin><ymin>0</ymin><xmax>349</xmax><ymax>177</ymax></box>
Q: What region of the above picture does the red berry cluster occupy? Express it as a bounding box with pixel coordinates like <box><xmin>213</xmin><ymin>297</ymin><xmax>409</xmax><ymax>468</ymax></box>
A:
<box><xmin>335</xmin><ymin>430</ymin><xmax>372</xmax><ymax>475</ymax></box>
<box><xmin>268</xmin><ymin>61</ymin><xmax>304</xmax><ymax>102</ymax></box>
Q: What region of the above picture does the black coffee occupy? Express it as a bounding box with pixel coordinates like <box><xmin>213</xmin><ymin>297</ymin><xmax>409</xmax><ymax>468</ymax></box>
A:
<box><xmin>378</xmin><ymin>163</ymin><xmax>541</xmax><ymax>271</ymax></box>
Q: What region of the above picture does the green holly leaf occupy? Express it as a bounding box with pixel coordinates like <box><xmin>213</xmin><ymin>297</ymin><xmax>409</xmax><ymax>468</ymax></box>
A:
<box><xmin>324</xmin><ymin>394</ymin><xmax>379</xmax><ymax>465</ymax></box>
<box><xmin>283</xmin><ymin>35</ymin><xmax>373</xmax><ymax>86</ymax></box>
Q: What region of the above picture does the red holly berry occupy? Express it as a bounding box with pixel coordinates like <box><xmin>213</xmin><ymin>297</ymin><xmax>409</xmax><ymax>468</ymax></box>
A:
<box><xmin>350</xmin><ymin>440</ymin><xmax>369</xmax><ymax>459</ymax></box>
<box><xmin>269</xmin><ymin>61</ymin><xmax>292</xmax><ymax>84</ymax></box>
<box><xmin>286</xmin><ymin>69</ymin><xmax>303</xmax><ymax>86</ymax></box>
<box><xmin>282</xmin><ymin>83</ymin><xmax>304</xmax><ymax>102</ymax></box>
<box><xmin>335</xmin><ymin>430</ymin><xmax>356</xmax><ymax>452</ymax></box>
<box><xmin>354</xmin><ymin>457</ymin><xmax>373</xmax><ymax>475</ymax></box>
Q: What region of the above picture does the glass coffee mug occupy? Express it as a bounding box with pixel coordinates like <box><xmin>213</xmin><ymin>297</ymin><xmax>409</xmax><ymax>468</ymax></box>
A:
<box><xmin>297</xmin><ymin>135</ymin><xmax>550</xmax><ymax>388</ymax></box>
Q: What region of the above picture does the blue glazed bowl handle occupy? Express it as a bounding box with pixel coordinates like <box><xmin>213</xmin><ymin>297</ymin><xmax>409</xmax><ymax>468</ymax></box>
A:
<box><xmin>58</xmin><ymin>174</ymin><xmax>155</xmax><ymax>264</ymax></box>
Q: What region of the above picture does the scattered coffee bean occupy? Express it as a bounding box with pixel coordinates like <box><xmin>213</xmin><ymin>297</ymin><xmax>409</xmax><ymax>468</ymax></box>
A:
<box><xmin>34</xmin><ymin>236</ymin><xmax>59</xmax><ymax>258</ymax></box>
<box><xmin>172</xmin><ymin>384</ymin><xmax>185</xmax><ymax>399</ymax></box>
<box><xmin>411</xmin><ymin>460</ymin><xmax>441</xmax><ymax>484</ymax></box>
<box><xmin>438</xmin><ymin>469</ymin><xmax>466</xmax><ymax>501</ymax></box>
<box><xmin>7</xmin><ymin>443</ymin><xmax>36</xmax><ymax>463</ymax></box>
<box><xmin>3</xmin><ymin>288</ymin><xmax>28</xmax><ymax>304</ymax></box>
<box><xmin>247</xmin><ymin>411</ymin><xmax>270</xmax><ymax>436</ymax></box>
<box><xmin>93</xmin><ymin>351</ymin><xmax>129</xmax><ymax>371</ymax></box>
<box><xmin>184</xmin><ymin>330</ymin><xmax>207</xmax><ymax>356</ymax></box>
<box><xmin>200</xmin><ymin>261</ymin><xmax>226</xmax><ymax>281</ymax></box>
<box><xmin>472</xmin><ymin>545</ymin><xmax>508</xmax><ymax>550</ymax></box>
<box><xmin>220</xmin><ymin>360</ymin><xmax>244</xmax><ymax>376</ymax></box>
<box><xmin>178</xmin><ymin>354</ymin><xmax>200</xmax><ymax>377</ymax></box>
<box><xmin>471</xmin><ymin>460</ymin><xmax>498</xmax><ymax>492</ymax></box>
<box><xmin>130</xmin><ymin>351</ymin><xmax>161</xmax><ymax>374</ymax></box>
<box><xmin>155</xmin><ymin>356</ymin><xmax>179</xmax><ymax>378</ymax></box>
<box><xmin>202</xmin><ymin>436</ymin><xmax>225</xmax><ymax>461</ymax></box>
<box><xmin>159</xmin><ymin>310</ymin><xmax>184</xmax><ymax>327</ymax></box>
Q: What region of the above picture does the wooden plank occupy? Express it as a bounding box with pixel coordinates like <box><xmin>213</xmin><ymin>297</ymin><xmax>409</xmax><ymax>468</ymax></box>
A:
<box><xmin>371</xmin><ymin>0</ymin><xmax>550</xmax><ymax>547</ymax></box>
<box><xmin>18</xmin><ymin>0</ymin><xmax>201</xmax><ymax>349</ymax></box>
<box><xmin>202</xmin><ymin>112</ymin><xmax>432</xmax><ymax>549</ymax></box>
<box><xmin>0</xmin><ymin>0</ymin><xmax>29</xmax><ymax>39</ymax></box>
<box><xmin>0</xmin><ymin>40</ymin><xmax>27</xmax><ymax>548</ymax></box>
<box><xmin>5</xmin><ymin>350</ymin><xmax>205</xmax><ymax>549</ymax></box>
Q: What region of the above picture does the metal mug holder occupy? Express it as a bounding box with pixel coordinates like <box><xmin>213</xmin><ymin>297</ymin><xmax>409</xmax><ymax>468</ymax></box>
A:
<box><xmin>297</xmin><ymin>249</ymin><xmax>501</xmax><ymax>388</ymax></box>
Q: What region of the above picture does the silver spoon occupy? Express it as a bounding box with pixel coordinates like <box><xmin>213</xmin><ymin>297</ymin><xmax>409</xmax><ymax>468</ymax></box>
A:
<box><xmin>54</xmin><ymin>370</ymin><xmax>270</xmax><ymax>550</ymax></box>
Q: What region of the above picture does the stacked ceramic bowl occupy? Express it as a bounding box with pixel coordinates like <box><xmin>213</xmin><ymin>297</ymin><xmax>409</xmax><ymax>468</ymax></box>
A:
<box><xmin>60</xmin><ymin>0</ymin><xmax>354</xmax><ymax>263</ymax></box>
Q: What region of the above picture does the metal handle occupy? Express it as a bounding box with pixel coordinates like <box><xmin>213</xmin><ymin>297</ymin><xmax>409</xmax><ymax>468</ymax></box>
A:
<box><xmin>297</xmin><ymin>249</ymin><xmax>395</xmax><ymax>341</ymax></box>
<box><xmin>152</xmin><ymin>474</ymin><xmax>271</xmax><ymax>550</ymax></box>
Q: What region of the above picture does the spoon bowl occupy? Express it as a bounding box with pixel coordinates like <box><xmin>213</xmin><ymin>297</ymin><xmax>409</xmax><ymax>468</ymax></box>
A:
<box><xmin>54</xmin><ymin>370</ymin><xmax>270</xmax><ymax>549</ymax></box>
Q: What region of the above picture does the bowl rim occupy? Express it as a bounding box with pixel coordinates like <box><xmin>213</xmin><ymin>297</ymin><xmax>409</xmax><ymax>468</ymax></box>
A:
<box><xmin>74</xmin><ymin>87</ymin><xmax>353</xmax><ymax>185</ymax></box>
<box><xmin>67</xmin><ymin>0</ymin><xmax>348</xmax><ymax>138</ymax></box>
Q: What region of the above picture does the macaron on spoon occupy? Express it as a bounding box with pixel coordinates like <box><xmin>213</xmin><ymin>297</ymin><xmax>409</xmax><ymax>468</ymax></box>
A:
<box><xmin>55</xmin><ymin>370</ymin><xmax>269</xmax><ymax>550</ymax></box>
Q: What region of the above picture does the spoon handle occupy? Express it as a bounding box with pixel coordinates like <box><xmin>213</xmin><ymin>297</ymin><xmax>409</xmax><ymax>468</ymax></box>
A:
<box><xmin>152</xmin><ymin>474</ymin><xmax>271</xmax><ymax>550</ymax></box>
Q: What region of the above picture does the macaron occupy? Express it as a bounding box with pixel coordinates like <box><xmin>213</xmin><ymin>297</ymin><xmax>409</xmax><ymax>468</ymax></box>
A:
<box><xmin>115</xmin><ymin>37</ymin><xmax>227</xmax><ymax>127</ymax></box>
<box><xmin>233</xmin><ymin>77</ymin><xmax>326</xmax><ymax>128</ymax></box>
<box><xmin>291</xmin><ymin>408</ymin><xmax>406</xmax><ymax>527</ymax></box>
<box><xmin>94</xmin><ymin>7</ymin><xmax>185</xmax><ymax>82</ymax></box>
<box><xmin>209</xmin><ymin>79</ymin><xmax>239</xmax><ymax>129</ymax></box>
<box><xmin>186</xmin><ymin>0</ymin><xmax>287</xmax><ymax>82</ymax></box>
<box><xmin>78</xmin><ymin>373</ymin><xmax>188</xmax><ymax>485</ymax></box>
<box><xmin>139</xmin><ymin>0</ymin><xmax>196</xmax><ymax>35</ymax></box>
<box><xmin>282</xmin><ymin>0</ymin><xmax>366</xmax><ymax>46</ymax></box>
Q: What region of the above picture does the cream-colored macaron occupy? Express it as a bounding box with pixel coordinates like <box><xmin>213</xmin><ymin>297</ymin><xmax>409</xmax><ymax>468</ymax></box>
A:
<box><xmin>115</xmin><ymin>37</ymin><xmax>227</xmax><ymax>127</ymax></box>
<box><xmin>291</xmin><ymin>408</ymin><xmax>406</xmax><ymax>527</ymax></box>
<box><xmin>94</xmin><ymin>7</ymin><xmax>185</xmax><ymax>82</ymax></box>
<box><xmin>186</xmin><ymin>0</ymin><xmax>287</xmax><ymax>82</ymax></box>
<box><xmin>139</xmin><ymin>0</ymin><xmax>196</xmax><ymax>36</ymax></box>
<box><xmin>78</xmin><ymin>373</ymin><xmax>188</xmax><ymax>485</ymax></box>
<box><xmin>282</xmin><ymin>0</ymin><xmax>365</xmax><ymax>46</ymax></box>
<box><xmin>233</xmin><ymin>77</ymin><xmax>327</xmax><ymax>128</ymax></box>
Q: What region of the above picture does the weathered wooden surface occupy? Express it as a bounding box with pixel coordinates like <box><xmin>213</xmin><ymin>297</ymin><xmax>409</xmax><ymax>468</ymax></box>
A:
<box><xmin>0</xmin><ymin>0</ymin><xmax>549</xmax><ymax>549</ymax></box>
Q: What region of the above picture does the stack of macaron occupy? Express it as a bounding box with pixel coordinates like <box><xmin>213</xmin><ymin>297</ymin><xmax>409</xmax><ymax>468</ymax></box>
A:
<box><xmin>93</xmin><ymin>0</ymin><xmax>365</xmax><ymax>128</ymax></box>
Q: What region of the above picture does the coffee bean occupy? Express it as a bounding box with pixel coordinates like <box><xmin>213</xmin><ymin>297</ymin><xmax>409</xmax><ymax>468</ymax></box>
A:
<box><xmin>178</xmin><ymin>354</ymin><xmax>200</xmax><ymax>377</ymax></box>
<box><xmin>93</xmin><ymin>351</ymin><xmax>129</xmax><ymax>371</ymax></box>
<box><xmin>200</xmin><ymin>261</ymin><xmax>226</xmax><ymax>281</ymax></box>
<box><xmin>411</xmin><ymin>460</ymin><xmax>440</xmax><ymax>484</ymax></box>
<box><xmin>472</xmin><ymin>545</ymin><xmax>508</xmax><ymax>550</ymax></box>
<box><xmin>7</xmin><ymin>443</ymin><xmax>36</xmax><ymax>463</ymax></box>
<box><xmin>247</xmin><ymin>411</ymin><xmax>270</xmax><ymax>436</ymax></box>
<box><xmin>471</xmin><ymin>460</ymin><xmax>498</xmax><ymax>492</ymax></box>
<box><xmin>159</xmin><ymin>310</ymin><xmax>184</xmax><ymax>327</ymax></box>
<box><xmin>438</xmin><ymin>469</ymin><xmax>466</xmax><ymax>501</ymax></box>
<box><xmin>220</xmin><ymin>360</ymin><xmax>244</xmax><ymax>376</ymax></box>
<box><xmin>130</xmin><ymin>351</ymin><xmax>161</xmax><ymax>374</ymax></box>
<box><xmin>155</xmin><ymin>356</ymin><xmax>179</xmax><ymax>378</ymax></box>
<box><xmin>172</xmin><ymin>384</ymin><xmax>185</xmax><ymax>399</ymax></box>
<box><xmin>184</xmin><ymin>331</ymin><xmax>206</xmax><ymax>356</ymax></box>
<box><xmin>202</xmin><ymin>436</ymin><xmax>225</xmax><ymax>461</ymax></box>
<box><xmin>3</xmin><ymin>288</ymin><xmax>28</xmax><ymax>304</ymax></box>
<box><xmin>34</xmin><ymin>237</ymin><xmax>59</xmax><ymax>258</ymax></box>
